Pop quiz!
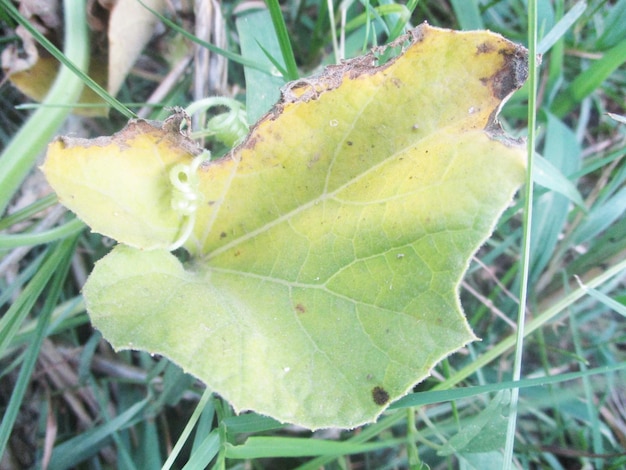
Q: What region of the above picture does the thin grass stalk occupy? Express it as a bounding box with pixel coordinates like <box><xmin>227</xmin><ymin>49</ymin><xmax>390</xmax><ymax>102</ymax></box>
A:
<box><xmin>0</xmin><ymin>194</ymin><xmax>57</xmax><ymax>230</ymax></box>
<box><xmin>162</xmin><ymin>388</ymin><xmax>214</xmax><ymax>470</ymax></box>
<box><xmin>507</xmin><ymin>0</ymin><xmax>536</xmax><ymax>462</ymax></box>
<box><xmin>393</xmin><ymin>361</ymin><xmax>626</xmax><ymax>411</ymax></box>
<box><xmin>0</xmin><ymin>218</ymin><xmax>85</xmax><ymax>249</ymax></box>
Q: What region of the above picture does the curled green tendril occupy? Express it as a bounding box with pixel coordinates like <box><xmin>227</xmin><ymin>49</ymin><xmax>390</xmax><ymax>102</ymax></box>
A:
<box><xmin>185</xmin><ymin>97</ymin><xmax>249</xmax><ymax>148</ymax></box>
<box><xmin>168</xmin><ymin>151</ymin><xmax>208</xmax><ymax>251</ymax></box>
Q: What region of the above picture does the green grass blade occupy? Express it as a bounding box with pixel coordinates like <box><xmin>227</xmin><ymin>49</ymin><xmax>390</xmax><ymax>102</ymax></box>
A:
<box><xmin>181</xmin><ymin>430</ymin><xmax>220</xmax><ymax>470</ymax></box>
<box><xmin>342</xmin><ymin>4</ymin><xmax>411</xmax><ymax>38</ymax></box>
<box><xmin>0</xmin><ymin>243</ymin><xmax>72</xmax><ymax>360</ymax></box>
<box><xmin>608</xmin><ymin>112</ymin><xmax>626</xmax><ymax>124</ymax></box>
<box><xmin>0</xmin><ymin>217</ymin><xmax>85</xmax><ymax>250</ymax></box>
<box><xmin>566</xmin><ymin>216</ymin><xmax>626</xmax><ymax>275</ymax></box>
<box><xmin>0</xmin><ymin>235</ymin><xmax>77</xmax><ymax>457</ymax></box>
<box><xmin>47</xmin><ymin>398</ymin><xmax>150</xmax><ymax>469</ymax></box>
<box><xmin>256</xmin><ymin>41</ymin><xmax>289</xmax><ymax>79</ymax></box>
<box><xmin>552</xmin><ymin>36</ymin><xmax>626</xmax><ymax>117</ymax></box>
<box><xmin>538</xmin><ymin>0</ymin><xmax>587</xmax><ymax>54</ymax></box>
<box><xmin>294</xmin><ymin>412</ymin><xmax>407</xmax><ymax>470</ymax></box>
<box><xmin>568</xmin><ymin>303</ymin><xmax>604</xmax><ymax>467</ymax></box>
<box><xmin>533</xmin><ymin>153</ymin><xmax>585</xmax><ymax>208</ymax></box>
<box><xmin>190</xmin><ymin>399</ymin><xmax>216</xmax><ymax>452</ymax></box>
<box><xmin>236</xmin><ymin>9</ymin><xmax>287</xmax><ymax>123</ymax></box>
<box><xmin>162</xmin><ymin>388</ymin><xmax>214</xmax><ymax>469</ymax></box>
<box><xmin>0</xmin><ymin>0</ymin><xmax>89</xmax><ymax>215</ymax></box>
<box><xmin>529</xmin><ymin>114</ymin><xmax>581</xmax><ymax>281</ymax></box>
<box><xmin>571</xmin><ymin>186</ymin><xmax>626</xmax><ymax>245</ymax></box>
<box><xmin>391</xmin><ymin>362</ymin><xmax>626</xmax><ymax>409</ymax></box>
<box><xmin>450</xmin><ymin>0</ymin><xmax>484</xmax><ymax>30</ymax></box>
<box><xmin>576</xmin><ymin>277</ymin><xmax>626</xmax><ymax>318</ymax></box>
<box><xmin>147</xmin><ymin>363</ymin><xmax>192</xmax><ymax>410</ymax></box>
<box><xmin>9</xmin><ymin>298</ymin><xmax>86</xmax><ymax>354</ymax></box>
<box><xmin>0</xmin><ymin>251</ymin><xmax>44</xmax><ymax>310</ymax></box>
<box><xmin>503</xmin><ymin>0</ymin><xmax>539</xmax><ymax>466</ymax></box>
<box><xmin>265</xmin><ymin>0</ymin><xmax>299</xmax><ymax>80</ymax></box>
<box><xmin>221</xmin><ymin>414</ymin><xmax>283</xmax><ymax>434</ymax></box>
<box><xmin>596</xmin><ymin>0</ymin><xmax>626</xmax><ymax>49</ymax></box>
<box><xmin>0</xmin><ymin>194</ymin><xmax>57</xmax><ymax>230</ymax></box>
<box><xmin>138</xmin><ymin>419</ymin><xmax>161</xmax><ymax>469</ymax></box>
<box><xmin>225</xmin><ymin>436</ymin><xmax>405</xmax><ymax>459</ymax></box>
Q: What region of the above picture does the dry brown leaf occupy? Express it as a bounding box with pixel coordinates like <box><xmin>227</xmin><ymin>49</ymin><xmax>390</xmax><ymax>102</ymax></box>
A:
<box><xmin>107</xmin><ymin>0</ymin><xmax>166</xmax><ymax>97</ymax></box>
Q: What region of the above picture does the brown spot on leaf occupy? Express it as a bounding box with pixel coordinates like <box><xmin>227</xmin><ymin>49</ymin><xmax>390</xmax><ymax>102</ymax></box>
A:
<box><xmin>489</xmin><ymin>46</ymin><xmax>529</xmax><ymax>99</ymax></box>
<box><xmin>390</xmin><ymin>77</ymin><xmax>403</xmax><ymax>88</ymax></box>
<box><xmin>372</xmin><ymin>386</ymin><xmax>390</xmax><ymax>405</ymax></box>
<box><xmin>295</xmin><ymin>303</ymin><xmax>306</xmax><ymax>314</ymax></box>
<box><xmin>476</xmin><ymin>42</ymin><xmax>495</xmax><ymax>54</ymax></box>
<box><xmin>220</xmin><ymin>232</ymin><xmax>227</xmax><ymax>239</ymax></box>
<box><xmin>307</xmin><ymin>152</ymin><xmax>321</xmax><ymax>168</ymax></box>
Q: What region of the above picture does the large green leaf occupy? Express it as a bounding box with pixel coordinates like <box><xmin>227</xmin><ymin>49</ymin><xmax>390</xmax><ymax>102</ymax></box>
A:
<box><xmin>43</xmin><ymin>24</ymin><xmax>528</xmax><ymax>429</ymax></box>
